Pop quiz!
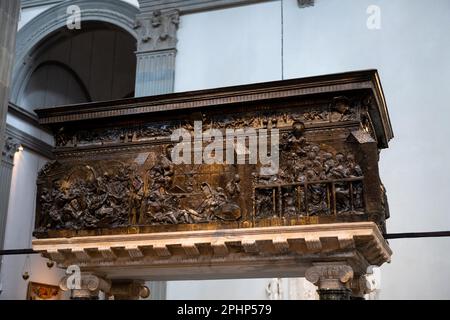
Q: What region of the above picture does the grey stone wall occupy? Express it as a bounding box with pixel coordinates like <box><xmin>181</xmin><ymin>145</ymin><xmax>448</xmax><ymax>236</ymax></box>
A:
<box><xmin>0</xmin><ymin>0</ymin><xmax>20</xmax><ymax>163</ymax></box>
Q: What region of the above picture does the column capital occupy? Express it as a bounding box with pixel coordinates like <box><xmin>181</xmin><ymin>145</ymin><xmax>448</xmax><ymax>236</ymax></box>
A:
<box><xmin>59</xmin><ymin>273</ymin><xmax>111</xmax><ymax>300</ymax></box>
<box><xmin>350</xmin><ymin>273</ymin><xmax>378</xmax><ymax>299</ymax></box>
<box><xmin>109</xmin><ymin>280</ymin><xmax>151</xmax><ymax>300</ymax></box>
<box><xmin>2</xmin><ymin>136</ymin><xmax>20</xmax><ymax>165</ymax></box>
<box><xmin>134</xmin><ymin>10</ymin><xmax>180</xmax><ymax>52</ymax></box>
<box><xmin>305</xmin><ymin>263</ymin><xmax>354</xmax><ymax>300</ymax></box>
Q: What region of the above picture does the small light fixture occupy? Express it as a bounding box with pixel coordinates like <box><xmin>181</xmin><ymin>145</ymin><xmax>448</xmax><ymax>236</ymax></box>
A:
<box><xmin>22</xmin><ymin>255</ymin><xmax>31</xmax><ymax>282</ymax></box>
<box><xmin>18</xmin><ymin>145</ymin><xmax>24</xmax><ymax>152</ymax></box>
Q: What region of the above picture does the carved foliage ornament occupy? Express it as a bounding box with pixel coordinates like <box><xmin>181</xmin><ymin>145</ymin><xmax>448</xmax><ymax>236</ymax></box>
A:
<box><xmin>54</xmin><ymin>97</ymin><xmax>359</xmax><ymax>148</ymax></box>
<box><xmin>305</xmin><ymin>264</ymin><xmax>354</xmax><ymax>289</ymax></box>
<box><xmin>2</xmin><ymin>137</ymin><xmax>20</xmax><ymax>163</ymax></box>
<box><xmin>134</xmin><ymin>10</ymin><xmax>180</xmax><ymax>51</ymax></box>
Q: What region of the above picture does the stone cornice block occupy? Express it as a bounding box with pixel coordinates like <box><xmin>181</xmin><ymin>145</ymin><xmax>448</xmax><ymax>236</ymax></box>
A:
<box><xmin>33</xmin><ymin>222</ymin><xmax>392</xmax><ymax>281</ymax></box>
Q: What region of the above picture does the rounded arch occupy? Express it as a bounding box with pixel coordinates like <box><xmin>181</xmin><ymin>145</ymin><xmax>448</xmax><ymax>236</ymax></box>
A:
<box><xmin>12</xmin><ymin>0</ymin><xmax>139</xmax><ymax>104</ymax></box>
<box><xmin>19</xmin><ymin>60</ymin><xmax>92</xmax><ymax>109</ymax></box>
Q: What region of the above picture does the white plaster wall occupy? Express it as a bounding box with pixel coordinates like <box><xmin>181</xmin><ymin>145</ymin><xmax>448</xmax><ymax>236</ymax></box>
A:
<box><xmin>170</xmin><ymin>1</ymin><xmax>284</xmax><ymax>300</ymax></box>
<box><xmin>168</xmin><ymin>279</ymin><xmax>269</xmax><ymax>300</ymax></box>
<box><xmin>0</xmin><ymin>150</ymin><xmax>65</xmax><ymax>300</ymax></box>
<box><xmin>170</xmin><ymin>0</ymin><xmax>450</xmax><ymax>300</ymax></box>
<box><xmin>8</xmin><ymin>0</ymin><xmax>450</xmax><ymax>300</ymax></box>
<box><xmin>174</xmin><ymin>1</ymin><xmax>282</xmax><ymax>92</ymax></box>
<box><xmin>281</xmin><ymin>0</ymin><xmax>450</xmax><ymax>299</ymax></box>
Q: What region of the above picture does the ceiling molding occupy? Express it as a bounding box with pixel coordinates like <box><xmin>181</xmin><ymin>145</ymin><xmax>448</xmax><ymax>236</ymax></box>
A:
<box><xmin>138</xmin><ymin>0</ymin><xmax>277</xmax><ymax>14</ymax></box>
<box><xmin>8</xmin><ymin>102</ymin><xmax>40</xmax><ymax>127</ymax></box>
<box><xmin>21</xmin><ymin>0</ymin><xmax>280</xmax><ymax>12</ymax></box>
<box><xmin>35</xmin><ymin>70</ymin><xmax>393</xmax><ymax>149</ymax></box>
<box><xmin>5</xmin><ymin>124</ymin><xmax>55</xmax><ymax>160</ymax></box>
<box><xmin>21</xmin><ymin>0</ymin><xmax>63</xmax><ymax>9</ymax></box>
<box><xmin>298</xmin><ymin>0</ymin><xmax>315</xmax><ymax>8</ymax></box>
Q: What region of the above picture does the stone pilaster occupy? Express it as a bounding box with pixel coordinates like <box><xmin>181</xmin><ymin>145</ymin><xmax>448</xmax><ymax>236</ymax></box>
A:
<box><xmin>305</xmin><ymin>263</ymin><xmax>354</xmax><ymax>300</ymax></box>
<box><xmin>0</xmin><ymin>3</ymin><xmax>20</xmax><ymax>289</ymax></box>
<box><xmin>59</xmin><ymin>273</ymin><xmax>111</xmax><ymax>300</ymax></box>
<box><xmin>134</xmin><ymin>10</ymin><xmax>179</xmax><ymax>97</ymax></box>
<box><xmin>0</xmin><ymin>136</ymin><xmax>20</xmax><ymax>292</ymax></box>
<box><xmin>132</xmin><ymin>8</ymin><xmax>180</xmax><ymax>299</ymax></box>
<box><xmin>108</xmin><ymin>280</ymin><xmax>150</xmax><ymax>300</ymax></box>
<box><xmin>0</xmin><ymin>1</ymin><xmax>21</xmax><ymax>163</ymax></box>
<box><xmin>0</xmin><ymin>137</ymin><xmax>20</xmax><ymax>250</ymax></box>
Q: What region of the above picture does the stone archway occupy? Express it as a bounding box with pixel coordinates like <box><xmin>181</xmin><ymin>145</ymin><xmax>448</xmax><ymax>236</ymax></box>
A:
<box><xmin>11</xmin><ymin>0</ymin><xmax>139</xmax><ymax>106</ymax></box>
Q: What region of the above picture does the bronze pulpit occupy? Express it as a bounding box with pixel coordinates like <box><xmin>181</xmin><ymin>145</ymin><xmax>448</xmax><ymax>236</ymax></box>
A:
<box><xmin>33</xmin><ymin>70</ymin><xmax>393</xmax><ymax>300</ymax></box>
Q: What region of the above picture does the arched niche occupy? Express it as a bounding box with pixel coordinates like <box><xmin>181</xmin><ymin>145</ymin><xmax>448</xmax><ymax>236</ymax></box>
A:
<box><xmin>12</xmin><ymin>0</ymin><xmax>140</xmax><ymax>110</ymax></box>
<box><xmin>19</xmin><ymin>61</ymin><xmax>91</xmax><ymax>109</ymax></box>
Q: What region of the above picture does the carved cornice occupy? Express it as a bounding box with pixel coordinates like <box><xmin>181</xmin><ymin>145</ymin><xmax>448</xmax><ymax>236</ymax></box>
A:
<box><xmin>33</xmin><ymin>222</ymin><xmax>392</xmax><ymax>280</ymax></box>
<box><xmin>8</xmin><ymin>102</ymin><xmax>42</xmax><ymax>129</ymax></box>
<box><xmin>35</xmin><ymin>70</ymin><xmax>393</xmax><ymax>149</ymax></box>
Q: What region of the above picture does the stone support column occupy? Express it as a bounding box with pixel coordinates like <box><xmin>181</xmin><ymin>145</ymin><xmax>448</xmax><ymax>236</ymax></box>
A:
<box><xmin>132</xmin><ymin>8</ymin><xmax>180</xmax><ymax>299</ymax></box>
<box><xmin>59</xmin><ymin>273</ymin><xmax>111</xmax><ymax>300</ymax></box>
<box><xmin>0</xmin><ymin>3</ymin><xmax>21</xmax><ymax>290</ymax></box>
<box><xmin>305</xmin><ymin>263</ymin><xmax>354</xmax><ymax>300</ymax></box>
<box><xmin>109</xmin><ymin>280</ymin><xmax>150</xmax><ymax>300</ymax></box>
<box><xmin>0</xmin><ymin>137</ymin><xmax>20</xmax><ymax>249</ymax></box>
<box><xmin>134</xmin><ymin>10</ymin><xmax>179</xmax><ymax>97</ymax></box>
<box><xmin>0</xmin><ymin>136</ymin><xmax>20</xmax><ymax>291</ymax></box>
<box><xmin>0</xmin><ymin>1</ymin><xmax>20</xmax><ymax>162</ymax></box>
